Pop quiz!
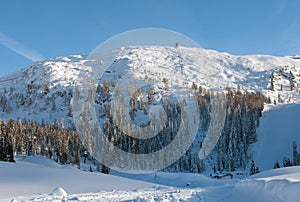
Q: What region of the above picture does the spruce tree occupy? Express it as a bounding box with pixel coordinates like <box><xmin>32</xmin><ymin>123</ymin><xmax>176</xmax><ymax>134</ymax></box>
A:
<box><xmin>293</xmin><ymin>141</ymin><xmax>299</xmax><ymax>166</ymax></box>
<box><xmin>8</xmin><ymin>144</ymin><xmax>15</xmax><ymax>163</ymax></box>
<box><xmin>289</xmin><ymin>71</ymin><xmax>295</xmax><ymax>91</ymax></box>
<box><xmin>250</xmin><ymin>159</ymin><xmax>256</xmax><ymax>175</ymax></box>
<box><xmin>270</xmin><ymin>72</ymin><xmax>275</xmax><ymax>91</ymax></box>
<box><xmin>255</xmin><ymin>166</ymin><xmax>260</xmax><ymax>174</ymax></box>
<box><xmin>283</xmin><ymin>156</ymin><xmax>292</xmax><ymax>167</ymax></box>
<box><xmin>274</xmin><ymin>161</ymin><xmax>280</xmax><ymax>169</ymax></box>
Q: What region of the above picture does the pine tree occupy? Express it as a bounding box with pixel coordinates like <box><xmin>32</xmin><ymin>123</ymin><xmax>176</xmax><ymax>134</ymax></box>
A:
<box><xmin>101</xmin><ymin>164</ymin><xmax>110</xmax><ymax>174</ymax></box>
<box><xmin>51</xmin><ymin>94</ymin><xmax>56</xmax><ymax>111</ymax></box>
<box><xmin>191</xmin><ymin>82</ymin><xmax>198</xmax><ymax>91</ymax></box>
<box><xmin>84</xmin><ymin>150</ymin><xmax>87</xmax><ymax>163</ymax></box>
<box><xmin>255</xmin><ymin>166</ymin><xmax>260</xmax><ymax>174</ymax></box>
<box><xmin>250</xmin><ymin>159</ymin><xmax>256</xmax><ymax>175</ymax></box>
<box><xmin>270</xmin><ymin>72</ymin><xmax>275</xmax><ymax>91</ymax></box>
<box><xmin>8</xmin><ymin>144</ymin><xmax>15</xmax><ymax>163</ymax></box>
<box><xmin>293</xmin><ymin>141</ymin><xmax>299</xmax><ymax>166</ymax></box>
<box><xmin>273</xmin><ymin>160</ymin><xmax>280</xmax><ymax>169</ymax></box>
<box><xmin>289</xmin><ymin>71</ymin><xmax>295</xmax><ymax>91</ymax></box>
<box><xmin>283</xmin><ymin>156</ymin><xmax>292</xmax><ymax>167</ymax></box>
<box><xmin>278</xmin><ymin>94</ymin><xmax>283</xmax><ymax>103</ymax></box>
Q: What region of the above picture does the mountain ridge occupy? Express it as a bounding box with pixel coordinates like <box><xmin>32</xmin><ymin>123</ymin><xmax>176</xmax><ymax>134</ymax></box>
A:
<box><xmin>1</xmin><ymin>46</ymin><xmax>300</xmax><ymax>123</ymax></box>
<box><xmin>1</xmin><ymin>46</ymin><xmax>300</xmax><ymax>173</ymax></box>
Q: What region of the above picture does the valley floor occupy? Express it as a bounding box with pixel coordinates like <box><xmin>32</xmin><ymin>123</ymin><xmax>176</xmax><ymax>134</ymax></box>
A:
<box><xmin>1</xmin><ymin>156</ymin><xmax>300</xmax><ymax>202</ymax></box>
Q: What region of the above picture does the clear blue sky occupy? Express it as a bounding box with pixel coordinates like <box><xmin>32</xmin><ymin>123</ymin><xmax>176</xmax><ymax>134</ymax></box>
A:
<box><xmin>0</xmin><ymin>0</ymin><xmax>300</xmax><ymax>76</ymax></box>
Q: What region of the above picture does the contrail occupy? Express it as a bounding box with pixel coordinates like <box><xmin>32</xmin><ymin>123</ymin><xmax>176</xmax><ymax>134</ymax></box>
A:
<box><xmin>0</xmin><ymin>32</ymin><xmax>45</xmax><ymax>61</ymax></box>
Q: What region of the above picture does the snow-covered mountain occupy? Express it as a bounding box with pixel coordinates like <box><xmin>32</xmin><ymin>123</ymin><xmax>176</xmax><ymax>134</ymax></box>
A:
<box><xmin>2</xmin><ymin>46</ymin><xmax>300</xmax><ymax>201</ymax></box>
<box><xmin>1</xmin><ymin>46</ymin><xmax>300</xmax><ymax>173</ymax></box>
<box><xmin>1</xmin><ymin>46</ymin><xmax>300</xmax><ymax>121</ymax></box>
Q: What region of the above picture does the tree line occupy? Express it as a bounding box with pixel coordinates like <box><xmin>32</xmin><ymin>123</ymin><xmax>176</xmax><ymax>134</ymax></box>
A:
<box><xmin>0</xmin><ymin>119</ymin><xmax>80</xmax><ymax>167</ymax></box>
<box><xmin>0</xmin><ymin>78</ymin><xmax>265</xmax><ymax>174</ymax></box>
<box><xmin>274</xmin><ymin>141</ymin><xmax>300</xmax><ymax>169</ymax></box>
<box><xmin>95</xmin><ymin>80</ymin><xmax>264</xmax><ymax>173</ymax></box>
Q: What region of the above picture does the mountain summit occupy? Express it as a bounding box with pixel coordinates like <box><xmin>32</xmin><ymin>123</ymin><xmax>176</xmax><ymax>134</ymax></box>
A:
<box><xmin>1</xmin><ymin>46</ymin><xmax>299</xmax><ymax>122</ymax></box>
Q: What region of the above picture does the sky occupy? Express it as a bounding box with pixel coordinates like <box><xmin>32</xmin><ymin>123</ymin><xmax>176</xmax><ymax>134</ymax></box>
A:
<box><xmin>0</xmin><ymin>0</ymin><xmax>300</xmax><ymax>76</ymax></box>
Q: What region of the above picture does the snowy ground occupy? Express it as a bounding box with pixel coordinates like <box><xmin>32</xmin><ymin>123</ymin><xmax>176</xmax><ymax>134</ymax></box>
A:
<box><xmin>1</xmin><ymin>156</ymin><xmax>300</xmax><ymax>202</ymax></box>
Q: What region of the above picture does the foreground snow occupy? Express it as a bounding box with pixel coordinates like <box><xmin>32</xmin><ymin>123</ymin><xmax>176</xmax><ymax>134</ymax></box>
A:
<box><xmin>1</xmin><ymin>156</ymin><xmax>300</xmax><ymax>201</ymax></box>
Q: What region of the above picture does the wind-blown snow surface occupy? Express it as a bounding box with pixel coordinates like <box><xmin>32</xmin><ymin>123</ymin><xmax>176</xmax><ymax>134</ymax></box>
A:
<box><xmin>1</xmin><ymin>156</ymin><xmax>300</xmax><ymax>201</ymax></box>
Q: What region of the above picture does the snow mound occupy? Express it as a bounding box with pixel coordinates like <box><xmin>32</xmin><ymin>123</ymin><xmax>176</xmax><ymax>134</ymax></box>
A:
<box><xmin>232</xmin><ymin>179</ymin><xmax>300</xmax><ymax>202</ymax></box>
<box><xmin>15</xmin><ymin>156</ymin><xmax>64</xmax><ymax>168</ymax></box>
<box><xmin>231</xmin><ymin>166</ymin><xmax>300</xmax><ymax>201</ymax></box>
<box><xmin>51</xmin><ymin>187</ymin><xmax>67</xmax><ymax>197</ymax></box>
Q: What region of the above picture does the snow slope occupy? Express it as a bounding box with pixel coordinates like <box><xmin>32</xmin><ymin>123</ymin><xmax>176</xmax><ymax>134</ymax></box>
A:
<box><xmin>0</xmin><ymin>156</ymin><xmax>159</xmax><ymax>201</ymax></box>
<box><xmin>252</xmin><ymin>104</ymin><xmax>300</xmax><ymax>171</ymax></box>
<box><xmin>1</xmin><ymin>156</ymin><xmax>300</xmax><ymax>201</ymax></box>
